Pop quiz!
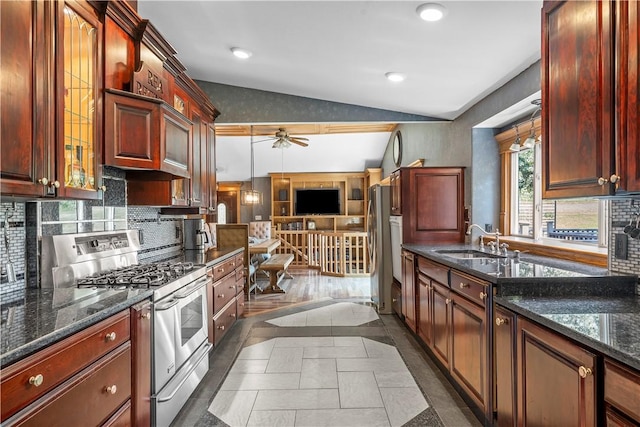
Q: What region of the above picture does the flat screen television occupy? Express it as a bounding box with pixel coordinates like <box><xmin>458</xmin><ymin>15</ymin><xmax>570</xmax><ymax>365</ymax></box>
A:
<box><xmin>295</xmin><ymin>188</ymin><xmax>340</xmax><ymax>215</ymax></box>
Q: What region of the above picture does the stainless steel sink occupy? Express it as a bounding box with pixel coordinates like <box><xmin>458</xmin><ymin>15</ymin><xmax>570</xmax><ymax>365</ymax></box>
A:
<box><xmin>435</xmin><ymin>249</ymin><xmax>505</xmax><ymax>259</ymax></box>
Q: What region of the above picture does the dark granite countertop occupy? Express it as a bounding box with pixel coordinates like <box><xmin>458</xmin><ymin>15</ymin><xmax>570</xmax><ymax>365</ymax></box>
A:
<box><xmin>402</xmin><ymin>244</ymin><xmax>640</xmax><ymax>370</ymax></box>
<box><xmin>0</xmin><ymin>247</ymin><xmax>244</xmax><ymax>368</ymax></box>
<box><xmin>403</xmin><ymin>243</ymin><xmax>634</xmax><ymax>286</ymax></box>
<box><xmin>0</xmin><ymin>287</ymin><xmax>152</xmax><ymax>368</ymax></box>
<box><xmin>496</xmin><ymin>295</ymin><xmax>640</xmax><ymax>371</ymax></box>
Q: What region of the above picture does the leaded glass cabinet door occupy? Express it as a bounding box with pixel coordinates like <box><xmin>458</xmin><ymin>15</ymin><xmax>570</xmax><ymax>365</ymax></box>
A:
<box><xmin>56</xmin><ymin>0</ymin><xmax>102</xmax><ymax>199</ymax></box>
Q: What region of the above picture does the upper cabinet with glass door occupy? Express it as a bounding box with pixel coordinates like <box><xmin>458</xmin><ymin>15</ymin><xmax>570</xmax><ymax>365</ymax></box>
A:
<box><xmin>56</xmin><ymin>0</ymin><xmax>103</xmax><ymax>199</ymax></box>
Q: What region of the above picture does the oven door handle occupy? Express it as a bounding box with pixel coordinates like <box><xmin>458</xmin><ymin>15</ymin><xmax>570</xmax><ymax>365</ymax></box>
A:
<box><xmin>174</xmin><ymin>276</ymin><xmax>209</xmax><ymax>299</ymax></box>
<box><xmin>155</xmin><ymin>342</ymin><xmax>213</xmax><ymax>402</ymax></box>
<box><xmin>155</xmin><ymin>298</ymin><xmax>179</xmax><ymax>311</ymax></box>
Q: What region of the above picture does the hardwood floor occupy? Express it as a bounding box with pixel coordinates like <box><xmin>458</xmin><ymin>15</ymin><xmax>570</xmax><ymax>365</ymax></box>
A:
<box><xmin>243</xmin><ymin>268</ymin><xmax>371</xmax><ymax>317</ymax></box>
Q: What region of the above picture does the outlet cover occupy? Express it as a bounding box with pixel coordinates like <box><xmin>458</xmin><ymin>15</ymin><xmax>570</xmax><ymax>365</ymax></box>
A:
<box><xmin>615</xmin><ymin>233</ymin><xmax>628</xmax><ymax>260</ymax></box>
<box><xmin>255</xmin><ymin>215</ymin><xmax>262</xmax><ymax>220</ymax></box>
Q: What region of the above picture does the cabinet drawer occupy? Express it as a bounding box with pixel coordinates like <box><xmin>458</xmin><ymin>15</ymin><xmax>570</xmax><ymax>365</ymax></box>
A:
<box><xmin>102</xmin><ymin>400</ymin><xmax>131</xmax><ymax>427</ymax></box>
<box><xmin>236</xmin><ymin>291</ymin><xmax>246</xmax><ymax>319</ymax></box>
<box><xmin>1</xmin><ymin>311</ymin><xmax>130</xmax><ymax>421</ymax></box>
<box><xmin>212</xmin><ymin>273</ymin><xmax>237</xmax><ymax>314</ymax></box>
<box><xmin>211</xmin><ymin>257</ymin><xmax>238</xmax><ymax>282</ymax></box>
<box><xmin>605</xmin><ymin>359</ymin><xmax>640</xmax><ymax>423</ymax></box>
<box><xmin>235</xmin><ymin>265</ymin><xmax>246</xmax><ymax>284</ymax></box>
<box><xmin>450</xmin><ymin>270</ymin><xmax>489</xmax><ymax>307</ymax></box>
<box><xmin>7</xmin><ymin>343</ymin><xmax>132</xmax><ymax>427</ymax></box>
<box><xmin>417</xmin><ymin>257</ymin><xmax>449</xmax><ymax>285</ymax></box>
<box><xmin>213</xmin><ymin>300</ymin><xmax>237</xmax><ymax>346</ymax></box>
<box><xmin>234</xmin><ymin>252</ymin><xmax>245</xmax><ymax>268</ymax></box>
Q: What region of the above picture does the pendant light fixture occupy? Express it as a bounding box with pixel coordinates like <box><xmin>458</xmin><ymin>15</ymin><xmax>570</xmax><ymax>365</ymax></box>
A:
<box><xmin>509</xmin><ymin>124</ymin><xmax>522</xmax><ymax>152</ymax></box>
<box><xmin>522</xmin><ymin>99</ymin><xmax>542</xmax><ymax>149</ymax></box>
<box><xmin>241</xmin><ymin>126</ymin><xmax>263</xmax><ymax>205</ymax></box>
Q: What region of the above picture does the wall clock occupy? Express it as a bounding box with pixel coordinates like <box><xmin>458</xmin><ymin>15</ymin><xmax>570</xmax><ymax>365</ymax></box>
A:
<box><xmin>393</xmin><ymin>131</ymin><xmax>402</xmax><ymax>167</ymax></box>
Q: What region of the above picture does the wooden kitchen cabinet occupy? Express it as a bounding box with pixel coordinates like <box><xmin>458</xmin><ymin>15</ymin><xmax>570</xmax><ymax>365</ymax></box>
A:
<box><xmin>604</xmin><ymin>359</ymin><xmax>640</xmax><ymax>425</ymax></box>
<box><xmin>130</xmin><ymin>300</ymin><xmax>152</xmax><ymax>427</ymax></box>
<box><xmin>393</xmin><ymin>167</ymin><xmax>465</xmax><ymax>244</ymax></box>
<box><xmin>516</xmin><ymin>317</ymin><xmax>597</xmax><ymax>426</ymax></box>
<box><xmin>450</xmin><ymin>291</ymin><xmax>487</xmax><ymax>414</ymax></box>
<box><xmin>417</xmin><ymin>272</ymin><xmax>433</xmax><ymax>347</ymax></box>
<box><xmin>616</xmin><ymin>0</ymin><xmax>640</xmax><ymax>192</ymax></box>
<box><xmin>542</xmin><ymin>0</ymin><xmax>640</xmax><ymax>196</ymax></box>
<box><xmin>1</xmin><ymin>308</ymin><xmax>138</xmax><ymax>425</ymax></box>
<box><xmin>494</xmin><ymin>306</ymin><xmax>517</xmax><ymax>427</ymax></box>
<box><xmin>206</xmin><ymin>250</ymin><xmax>245</xmax><ymax>346</ymax></box>
<box><xmin>401</xmin><ymin>250</ymin><xmax>416</xmax><ymax>332</ymax></box>
<box><xmin>1</xmin><ymin>0</ymin><xmax>103</xmax><ymax>199</ymax></box>
<box><xmin>431</xmin><ymin>280</ymin><xmax>450</xmax><ymax>368</ymax></box>
<box><xmin>390</xmin><ymin>169</ymin><xmax>401</xmax><ymax>215</ymax></box>
<box><xmin>207</xmin><ymin>123</ymin><xmax>217</xmax><ymax>212</ymax></box>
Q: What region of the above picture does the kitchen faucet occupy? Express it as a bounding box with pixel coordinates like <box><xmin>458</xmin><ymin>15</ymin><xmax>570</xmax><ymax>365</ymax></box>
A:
<box><xmin>466</xmin><ymin>223</ymin><xmax>501</xmax><ymax>252</ymax></box>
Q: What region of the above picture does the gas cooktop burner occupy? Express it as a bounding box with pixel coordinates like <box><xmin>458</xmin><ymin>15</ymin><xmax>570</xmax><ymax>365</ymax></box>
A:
<box><xmin>76</xmin><ymin>261</ymin><xmax>199</xmax><ymax>290</ymax></box>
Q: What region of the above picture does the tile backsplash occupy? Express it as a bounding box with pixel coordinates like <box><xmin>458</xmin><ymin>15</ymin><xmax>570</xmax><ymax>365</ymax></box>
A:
<box><xmin>127</xmin><ymin>206</ymin><xmax>183</xmax><ymax>262</ymax></box>
<box><xmin>609</xmin><ymin>199</ymin><xmax>640</xmax><ymax>293</ymax></box>
<box><xmin>0</xmin><ymin>203</ymin><xmax>25</xmax><ymax>293</ymax></box>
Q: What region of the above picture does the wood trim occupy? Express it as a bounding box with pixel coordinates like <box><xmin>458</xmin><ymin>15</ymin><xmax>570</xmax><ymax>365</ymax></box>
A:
<box><xmin>215</xmin><ymin>123</ymin><xmax>397</xmax><ymax>137</ymax></box>
<box><xmin>407</xmin><ymin>159</ymin><xmax>425</xmax><ymax>167</ymax></box>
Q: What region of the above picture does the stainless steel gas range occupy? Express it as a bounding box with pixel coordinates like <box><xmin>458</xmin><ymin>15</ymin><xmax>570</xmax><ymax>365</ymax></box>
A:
<box><xmin>41</xmin><ymin>231</ymin><xmax>212</xmax><ymax>427</ymax></box>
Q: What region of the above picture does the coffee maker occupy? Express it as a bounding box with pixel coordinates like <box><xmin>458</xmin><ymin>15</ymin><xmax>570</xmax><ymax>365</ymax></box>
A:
<box><xmin>183</xmin><ymin>218</ymin><xmax>209</xmax><ymax>252</ymax></box>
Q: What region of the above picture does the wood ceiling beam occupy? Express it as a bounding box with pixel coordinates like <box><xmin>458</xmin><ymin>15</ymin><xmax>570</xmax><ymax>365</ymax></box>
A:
<box><xmin>214</xmin><ymin>123</ymin><xmax>397</xmax><ymax>137</ymax></box>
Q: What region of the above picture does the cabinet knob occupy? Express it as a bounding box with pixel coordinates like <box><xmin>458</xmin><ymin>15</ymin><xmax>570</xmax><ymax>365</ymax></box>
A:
<box><xmin>495</xmin><ymin>317</ymin><xmax>508</xmax><ymax>326</ymax></box>
<box><xmin>610</xmin><ymin>174</ymin><xmax>620</xmax><ymax>184</ymax></box>
<box><xmin>99</xmin><ymin>185</ymin><xmax>107</xmax><ymax>192</ymax></box>
<box><xmin>142</xmin><ymin>312</ymin><xmax>151</xmax><ymax>320</ymax></box>
<box><xmin>240</xmin><ymin>302</ymin><xmax>245</xmax><ymax>307</ymax></box>
<box><xmin>229</xmin><ymin>285</ymin><xmax>236</xmax><ymax>290</ymax></box>
<box><xmin>479</xmin><ymin>291</ymin><xmax>487</xmax><ymax>300</ymax></box>
<box><xmin>445</xmin><ymin>298</ymin><xmax>451</xmax><ymax>305</ymax></box>
<box><xmin>218</xmin><ymin>325</ymin><xmax>225</xmax><ymax>331</ymax></box>
<box><xmin>218</xmin><ymin>293</ymin><xmax>224</xmax><ymax>298</ymax></box>
<box><xmin>105</xmin><ymin>332</ymin><xmax>116</xmax><ymax>342</ymax></box>
<box><xmin>459</xmin><ymin>282</ymin><xmax>469</xmax><ymax>289</ymax></box>
<box><xmin>229</xmin><ymin>312</ymin><xmax>236</xmax><ymax>318</ymax></box>
<box><xmin>105</xmin><ymin>385</ymin><xmax>117</xmax><ymax>395</ymax></box>
<box><xmin>52</xmin><ymin>180</ymin><xmax>60</xmax><ymax>188</ymax></box>
<box><xmin>29</xmin><ymin>374</ymin><xmax>44</xmax><ymax>387</ymax></box>
<box><xmin>38</xmin><ymin>177</ymin><xmax>49</xmax><ymax>186</ymax></box>
<box><xmin>597</xmin><ymin>177</ymin><xmax>608</xmax><ymax>186</ymax></box>
<box><xmin>578</xmin><ymin>366</ymin><xmax>593</xmax><ymax>378</ymax></box>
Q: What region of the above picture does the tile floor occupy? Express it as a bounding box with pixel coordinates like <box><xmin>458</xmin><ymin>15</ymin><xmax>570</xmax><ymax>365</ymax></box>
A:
<box><xmin>172</xmin><ymin>299</ymin><xmax>482</xmax><ymax>427</ymax></box>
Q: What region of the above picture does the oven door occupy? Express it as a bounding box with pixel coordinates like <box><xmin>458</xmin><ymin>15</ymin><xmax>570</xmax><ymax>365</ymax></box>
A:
<box><xmin>173</xmin><ymin>275</ymin><xmax>210</xmax><ymax>370</ymax></box>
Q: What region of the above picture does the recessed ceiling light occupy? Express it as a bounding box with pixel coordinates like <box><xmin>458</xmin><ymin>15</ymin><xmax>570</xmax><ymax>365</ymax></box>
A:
<box><xmin>416</xmin><ymin>3</ymin><xmax>447</xmax><ymax>22</ymax></box>
<box><xmin>230</xmin><ymin>47</ymin><xmax>252</xmax><ymax>59</ymax></box>
<box><xmin>385</xmin><ymin>72</ymin><xmax>406</xmax><ymax>82</ymax></box>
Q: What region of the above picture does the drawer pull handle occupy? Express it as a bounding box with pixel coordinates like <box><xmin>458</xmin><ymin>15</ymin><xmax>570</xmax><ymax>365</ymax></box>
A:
<box><xmin>218</xmin><ymin>325</ymin><xmax>225</xmax><ymax>331</ymax></box>
<box><xmin>105</xmin><ymin>385</ymin><xmax>117</xmax><ymax>395</ymax></box>
<box><xmin>218</xmin><ymin>294</ymin><xmax>224</xmax><ymax>298</ymax></box>
<box><xmin>459</xmin><ymin>283</ymin><xmax>469</xmax><ymax>289</ymax></box>
<box><xmin>105</xmin><ymin>332</ymin><xmax>117</xmax><ymax>342</ymax></box>
<box><xmin>142</xmin><ymin>312</ymin><xmax>151</xmax><ymax>320</ymax></box>
<box><xmin>445</xmin><ymin>298</ymin><xmax>451</xmax><ymax>305</ymax></box>
<box><xmin>495</xmin><ymin>317</ymin><xmax>508</xmax><ymax>326</ymax></box>
<box><xmin>578</xmin><ymin>366</ymin><xmax>592</xmax><ymax>378</ymax></box>
<box><xmin>29</xmin><ymin>374</ymin><xmax>44</xmax><ymax>387</ymax></box>
<box><xmin>218</xmin><ymin>268</ymin><xmax>225</xmax><ymax>273</ymax></box>
<box><xmin>479</xmin><ymin>292</ymin><xmax>487</xmax><ymax>300</ymax></box>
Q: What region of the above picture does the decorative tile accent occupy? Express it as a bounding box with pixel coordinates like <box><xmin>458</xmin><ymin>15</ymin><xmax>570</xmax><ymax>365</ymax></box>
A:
<box><xmin>0</xmin><ymin>203</ymin><xmax>25</xmax><ymax>294</ymax></box>
<box><xmin>610</xmin><ymin>200</ymin><xmax>640</xmax><ymax>293</ymax></box>
<box><xmin>266</xmin><ymin>302</ymin><xmax>379</xmax><ymax>327</ymax></box>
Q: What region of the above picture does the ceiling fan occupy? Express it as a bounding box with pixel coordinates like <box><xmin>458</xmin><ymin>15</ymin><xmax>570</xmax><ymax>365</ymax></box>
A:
<box><xmin>253</xmin><ymin>128</ymin><xmax>309</xmax><ymax>148</ymax></box>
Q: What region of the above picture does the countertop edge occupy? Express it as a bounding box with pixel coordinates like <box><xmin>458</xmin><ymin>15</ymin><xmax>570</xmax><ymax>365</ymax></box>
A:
<box><xmin>494</xmin><ymin>296</ymin><xmax>640</xmax><ymax>372</ymax></box>
<box><xmin>0</xmin><ymin>290</ymin><xmax>153</xmax><ymax>368</ymax></box>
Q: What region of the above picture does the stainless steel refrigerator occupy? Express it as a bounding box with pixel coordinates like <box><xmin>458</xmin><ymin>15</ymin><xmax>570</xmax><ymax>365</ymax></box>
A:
<box><xmin>368</xmin><ymin>184</ymin><xmax>393</xmax><ymax>314</ymax></box>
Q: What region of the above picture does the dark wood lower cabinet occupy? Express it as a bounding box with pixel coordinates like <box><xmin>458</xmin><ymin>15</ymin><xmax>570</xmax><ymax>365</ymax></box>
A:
<box><xmin>417</xmin><ymin>273</ymin><xmax>433</xmax><ymax>347</ymax></box>
<box><xmin>494</xmin><ymin>306</ymin><xmax>516</xmax><ymax>427</ymax></box>
<box><xmin>450</xmin><ymin>293</ymin><xmax>486</xmax><ymax>413</ymax></box>
<box><xmin>431</xmin><ymin>280</ymin><xmax>450</xmax><ymax>367</ymax></box>
<box><xmin>517</xmin><ymin>317</ymin><xmax>597</xmax><ymax>427</ymax></box>
<box><xmin>401</xmin><ymin>250</ymin><xmax>416</xmax><ymax>332</ymax></box>
<box><xmin>130</xmin><ymin>301</ymin><xmax>151</xmax><ymax>427</ymax></box>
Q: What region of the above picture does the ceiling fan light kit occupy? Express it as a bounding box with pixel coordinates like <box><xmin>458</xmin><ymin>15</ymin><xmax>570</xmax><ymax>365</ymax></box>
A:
<box><xmin>255</xmin><ymin>128</ymin><xmax>310</xmax><ymax>149</ymax></box>
<box><xmin>416</xmin><ymin>3</ymin><xmax>447</xmax><ymax>22</ymax></box>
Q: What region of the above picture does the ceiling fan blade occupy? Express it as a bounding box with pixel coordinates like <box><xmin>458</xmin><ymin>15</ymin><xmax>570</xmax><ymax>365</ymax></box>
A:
<box><xmin>253</xmin><ymin>137</ymin><xmax>276</xmax><ymax>143</ymax></box>
<box><xmin>289</xmin><ymin>138</ymin><xmax>309</xmax><ymax>147</ymax></box>
<box><xmin>289</xmin><ymin>136</ymin><xmax>309</xmax><ymax>141</ymax></box>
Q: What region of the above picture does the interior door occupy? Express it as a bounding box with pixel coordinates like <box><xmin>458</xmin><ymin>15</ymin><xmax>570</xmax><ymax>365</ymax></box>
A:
<box><xmin>217</xmin><ymin>191</ymin><xmax>238</xmax><ymax>223</ymax></box>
